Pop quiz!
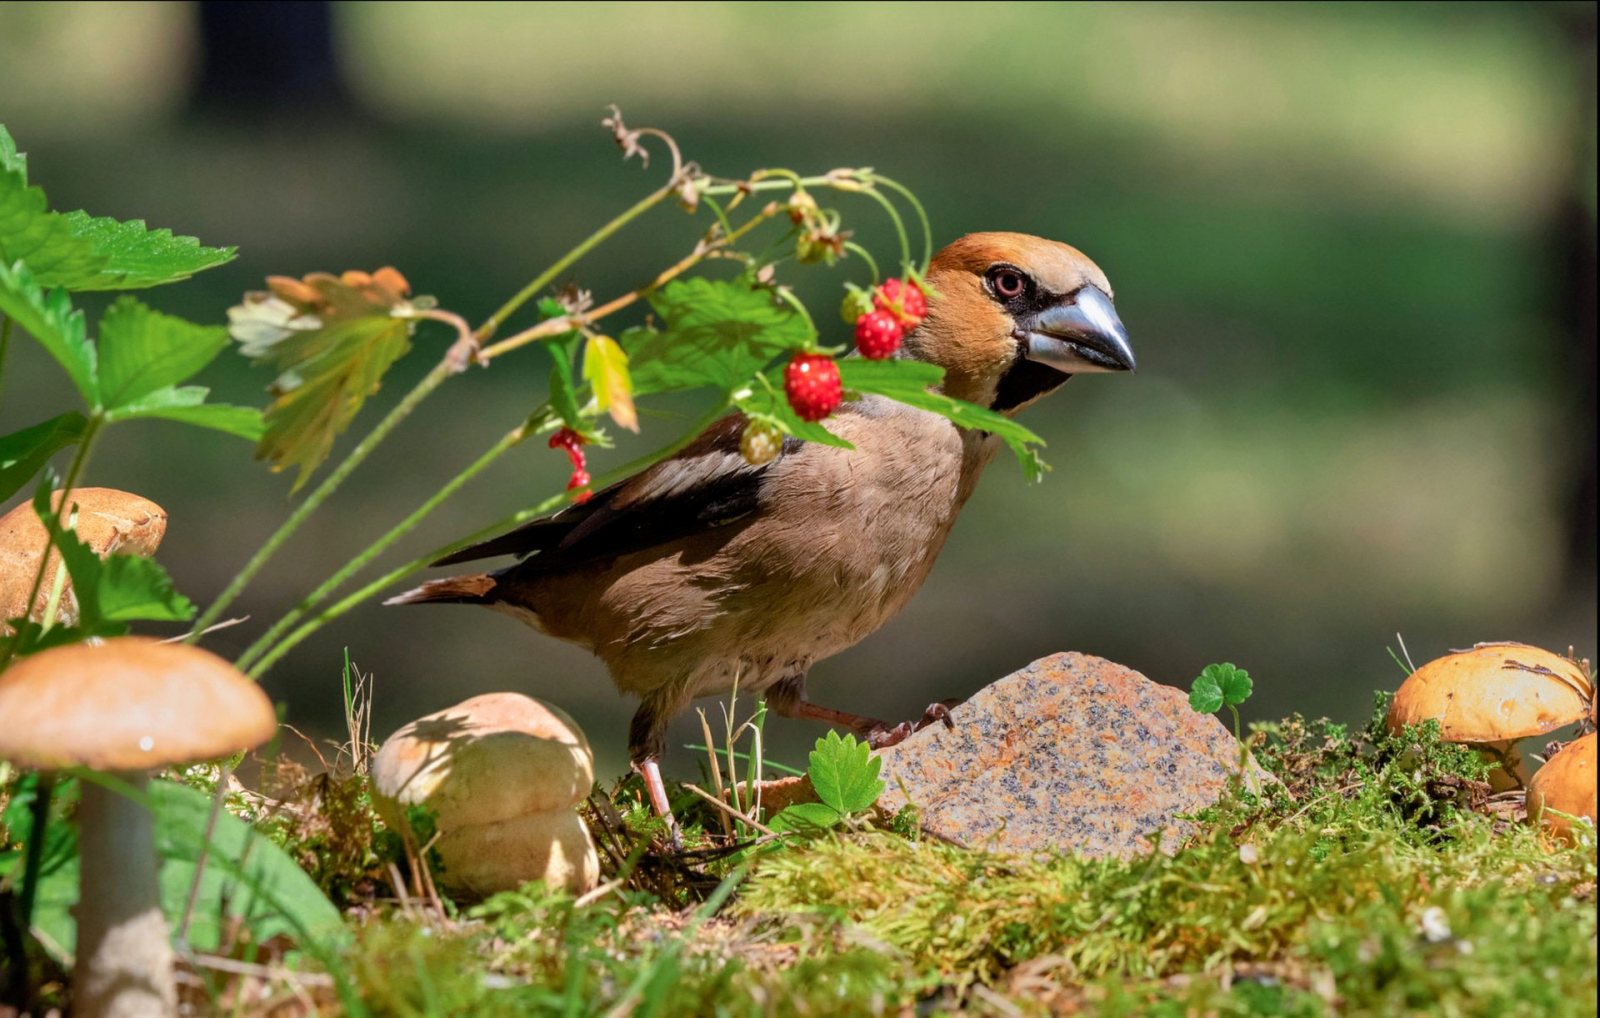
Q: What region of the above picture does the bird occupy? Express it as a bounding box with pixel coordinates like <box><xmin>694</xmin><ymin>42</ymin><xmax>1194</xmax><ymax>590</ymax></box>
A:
<box><xmin>387</xmin><ymin>232</ymin><xmax>1135</xmax><ymax>834</ymax></box>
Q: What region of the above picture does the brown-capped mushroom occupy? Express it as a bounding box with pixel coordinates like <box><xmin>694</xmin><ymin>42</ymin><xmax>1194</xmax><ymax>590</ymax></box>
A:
<box><xmin>0</xmin><ymin>637</ymin><xmax>276</xmax><ymax>1018</ymax></box>
<box><xmin>1388</xmin><ymin>643</ymin><xmax>1593</xmax><ymax>790</ymax></box>
<box><xmin>371</xmin><ymin>692</ymin><xmax>599</xmax><ymax>897</ymax></box>
<box><xmin>0</xmin><ymin>487</ymin><xmax>167</xmax><ymax>631</ymax></box>
<box><xmin>1526</xmin><ymin>732</ymin><xmax>1596</xmax><ymax>842</ymax></box>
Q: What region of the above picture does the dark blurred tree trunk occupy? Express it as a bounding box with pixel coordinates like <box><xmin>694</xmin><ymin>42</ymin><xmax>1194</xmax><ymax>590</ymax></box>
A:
<box><xmin>190</xmin><ymin>1</ymin><xmax>352</xmax><ymax>117</ymax></box>
<box><xmin>1546</xmin><ymin>4</ymin><xmax>1597</xmax><ymax>596</ymax></box>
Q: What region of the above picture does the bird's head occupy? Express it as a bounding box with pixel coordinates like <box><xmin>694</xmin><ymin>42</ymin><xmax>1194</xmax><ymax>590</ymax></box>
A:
<box><xmin>906</xmin><ymin>232</ymin><xmax>1134</xmax><ymax>412</ymax></box>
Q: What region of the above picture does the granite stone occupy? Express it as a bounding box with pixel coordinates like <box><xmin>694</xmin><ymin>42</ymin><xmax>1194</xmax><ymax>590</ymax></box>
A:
<box><xmin>875</xmin><ymin>652</ymin><xmax>1267</xmax><ymax>857</ymax></box>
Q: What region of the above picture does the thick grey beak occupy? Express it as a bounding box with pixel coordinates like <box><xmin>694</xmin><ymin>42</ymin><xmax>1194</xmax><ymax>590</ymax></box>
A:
<box><xmin>1023</xmin><ymin>284</ymin><xmax>1136</xmax><ymax>373</ymax></box>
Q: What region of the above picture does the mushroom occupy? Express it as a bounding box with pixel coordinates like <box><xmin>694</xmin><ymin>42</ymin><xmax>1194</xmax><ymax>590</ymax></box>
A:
<box><xmin>0</xmin><ymin>487</ymin><xmax>168</xmax><ymax>631</ymax></box>
<box><xmin>0</xmin><ymin>637</ymin><xmax>276</xmax><ymax>1018</ymax></box>
<box><xmin>1526</xmin><ymin>732</ymin><xmax>1597</xmax><ymax>842</ymax></box>
<box><xmin>1388</xmin><ymin>643</ymin><xmax>1593</xmax><ymax>790</ymax></box>
<box><xmin>371</xmin><ymin>692</ymin><xmax>599</xmax><ymax>898</ymax></box>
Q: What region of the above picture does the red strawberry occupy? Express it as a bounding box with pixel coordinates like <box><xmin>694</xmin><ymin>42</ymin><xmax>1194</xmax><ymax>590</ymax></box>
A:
<box><xmin>874</xmin><ymin>277</ymin><xmax>927</xmax><ymax>326</ymax></box>
<box><xmin>854</xmin><ymin>308</ymin><xmax>904</xmax><ymax>360</ymax></box>
<box><xmin>784</xmin><ymin>353</ymin><xmax>842</xmax><ymax>422</ymax></box>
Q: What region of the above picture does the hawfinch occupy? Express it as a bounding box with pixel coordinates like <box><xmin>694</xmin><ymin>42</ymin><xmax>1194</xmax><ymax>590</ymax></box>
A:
<box><xmin>390</xmin><ymin>233</ymin><xmax>1135</xmax><ymax>831</ymax></box>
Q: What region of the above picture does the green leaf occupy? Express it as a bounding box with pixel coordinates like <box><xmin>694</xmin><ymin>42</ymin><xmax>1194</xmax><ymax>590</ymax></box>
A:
<box><xmin>33</xmin><ymin>481</ymin><xmax>195</xmax><ymax>627</ymax></box>
<box><xmin>838</xmin><ymin>358</ymin><xmax>1050</xmax><ymax>482</ymax></box>
<box><xmin>96</xmin><ymin>296</ymin><xmax>230</xmax><ymax>408</ymax></box>
<box><xmin>0</xmin><ymin>126</ymin><xmax>232</xmax><ymax>291</ymax></box>
<box><xmin>229</xmin><ymin>281</ymin><xmax>419</xmax><ymax>490</ymax></box>
<box><xmin>582</xmin><ymin>333</ymin><xmax>637</xmax><ymax>432</ymax></box>
<box><xmin>0</xmin><ymin>412</ymin><xmax>85</xmax><ymax>502</ymax></box>
<box><xmin>105</xmin><ymin>389</ymin><xmax>264</xmax><ymax>440</ymax></box>
<box><xmin>20</xmin><ymin>778</ymin><xmax>344</xmax><ymax>960</ymax></box>
<box><xmin>52</xmin><ymin>210</ymin><xmax>235</xmax><ymax>291</ymax></box>
<box><xmin>630</xmin><ymin>278</ymin><xmax>814</xmax><ymax>396</ymax></box>
<box><xmin>538</xmin><ymin>299</ymin><xmax>584</xmax><ymax>428</ymax></box>
<box><xmin>737</xmin><ymin>367</ymin><xmax>852</xmax><ymax>449</ymax></box>
<box><xmin>0</xmin><ymin>259</ymin><xmax>97</xmax><ymax>406</ymax></box>
<box><xmin>0</xmin><ymin>124</ymin><xmax>26</xmax><ymax>177</ymax></box>
<box><xmin>806</xmin><ymin>730</ymin><xmax>884</xmax><ymax>815</ymax></box>
<box><xmin>0</xmin><ymin>154</ymin><xmax>104</xmax><ymax>287</ymax></box>
<box><xmin>1188</xmin><ymin>672</ymin><xmax>1225</xmax><ymax>715</ymax></box>
<box><xmin>1204</xmin><ymin>662</ymin><xmax>1254</xmax><ymax>707</ymax></box>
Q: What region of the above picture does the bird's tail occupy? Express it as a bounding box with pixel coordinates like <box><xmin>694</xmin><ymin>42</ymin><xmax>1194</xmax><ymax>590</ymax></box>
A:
<box><xmin>383</xmin><ymin>573</ymin><xmax>498</xmax><ymax>607</ymax></box>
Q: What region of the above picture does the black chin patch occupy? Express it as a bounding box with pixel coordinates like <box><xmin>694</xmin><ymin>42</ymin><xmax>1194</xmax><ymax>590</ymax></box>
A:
<box><xmin>992</xmin><ymin>356</ymin><xmax>1070</xmax><ymax>413</ymax></box>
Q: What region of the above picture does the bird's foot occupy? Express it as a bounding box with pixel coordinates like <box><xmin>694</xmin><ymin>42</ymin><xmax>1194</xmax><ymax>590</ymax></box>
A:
<box><xmin>633</xmin><ymin>757</ymin><xmax>683</xmax><ymax>852</ymax></box>
<box><xmin>864</xmin><ymin>699</ymin><xmax>962</xmax><ymax>749</ymax></box>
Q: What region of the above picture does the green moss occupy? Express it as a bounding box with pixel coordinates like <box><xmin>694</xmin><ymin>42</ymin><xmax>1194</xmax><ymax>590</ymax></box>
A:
<box><xmin>4</xmin><ymin>697</ymin><xmax>1592</xmax><ymax>1015</ymax></box>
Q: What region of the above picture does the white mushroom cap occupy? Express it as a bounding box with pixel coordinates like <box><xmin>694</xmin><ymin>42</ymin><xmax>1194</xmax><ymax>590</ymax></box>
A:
<box><xmin>0</xmin><ymin>637</ymin><xmax>276</xmax><ymax>770</ymax></box>
<box><xmin>0</xmin><ymin>487</ymin><xmax>167</xmax><ymax>630</ymax></box>
<box><xmin>371</xmin><ymin>692</ymin><xmax>594</xmax><ymax>830</ymax></box>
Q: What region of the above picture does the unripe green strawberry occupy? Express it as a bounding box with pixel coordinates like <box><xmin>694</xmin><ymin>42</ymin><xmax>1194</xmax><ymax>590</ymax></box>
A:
<box><xmin>739</xmin><ymin>419</ymin><xmax>784</xmax><ymax>465</ymax></box>
<box><xmin>840</xmin><ymin>285</ymin><xmax>875</xmax><ymax>324</ymax></box>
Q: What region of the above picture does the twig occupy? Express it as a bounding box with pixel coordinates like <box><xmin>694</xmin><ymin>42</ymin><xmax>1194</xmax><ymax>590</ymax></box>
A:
<box><xmin>162</xmin><ymin>616</ymin><xmax>248</xmax><ymax>644</ymax></box>
<box><xmin>186</xmin><ymin>951</ymin><xmax>335</xmax><ymax>988</ymax></box>
<box><xmin>680</xmin><ymin>782</ymin><xmax>779</xmax><ymax>838</ymax></box>
<box><xmin>574</xmin><ymin>878</ymin><xmax>625</xmax><ymax>909</ymax></box>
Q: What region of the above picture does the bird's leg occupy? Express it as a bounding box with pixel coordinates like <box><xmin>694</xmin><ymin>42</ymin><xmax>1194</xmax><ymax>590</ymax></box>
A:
<box><xmin>769</xmin><ymin>675</ymin><xmax>961</xmax><ymax>750</ymax></box>
<box><xmin>628</xmin><ymin>702</ymin><xmax>682</xmax><ymax>850</ymax></box>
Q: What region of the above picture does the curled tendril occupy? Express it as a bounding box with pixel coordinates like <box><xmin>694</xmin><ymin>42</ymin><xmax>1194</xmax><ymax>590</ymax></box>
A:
<box><xmin>601</xmin><ymin>105</ymin><xmax>687</xmax><ymax>183</ymax></box>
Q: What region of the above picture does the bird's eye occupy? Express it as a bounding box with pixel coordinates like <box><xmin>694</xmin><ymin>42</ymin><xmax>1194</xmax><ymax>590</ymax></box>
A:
<box><xmin>989</xmin><ymin>267</ymin><xmax>1027</xmax><ymax>300</ymax></box>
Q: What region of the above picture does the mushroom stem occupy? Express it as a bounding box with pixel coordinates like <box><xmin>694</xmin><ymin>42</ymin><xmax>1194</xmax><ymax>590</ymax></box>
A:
<box><xmin>75</xmin><ymin>772</ymin><xmax>175</xmax><ymax>1018</ymax></box>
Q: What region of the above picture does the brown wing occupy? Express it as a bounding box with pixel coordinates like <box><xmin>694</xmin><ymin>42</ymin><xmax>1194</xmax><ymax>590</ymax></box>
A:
<box><xmin>431</xmin><ymin>412</ymin><xmax>799</xmax><ymax>571</ymax></box>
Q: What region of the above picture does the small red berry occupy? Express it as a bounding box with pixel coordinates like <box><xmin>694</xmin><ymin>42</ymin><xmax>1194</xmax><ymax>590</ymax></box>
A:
<box><xmin>739</xmin><ymin>419</ymin><xmax>783</xmax><ymax>465</ymax></box>
<box><xmin>784</xmin><ymin>353</ymin><xmax>842</xmax><ymax>422</ymax></box>
<box><xmin>854</xmin><ymin>308</ymin><xmax>904</xmax><ymax>360</ymax></box>
<box><xmin>549</xmin><ymin>428</ymin><xmax>592</xmax><ymax>502</ymax></box>
<box><xmin>874</xmin><ymin>277</ymin><xmax>927</xmax><ymax>326</ymax></box>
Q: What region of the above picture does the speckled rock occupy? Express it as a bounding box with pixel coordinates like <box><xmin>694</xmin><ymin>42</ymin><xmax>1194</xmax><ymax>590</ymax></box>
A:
<box><xmin>876</xmin><ymin>652</ymin><xmax>1268</xmax><ymax>857</ymax></box>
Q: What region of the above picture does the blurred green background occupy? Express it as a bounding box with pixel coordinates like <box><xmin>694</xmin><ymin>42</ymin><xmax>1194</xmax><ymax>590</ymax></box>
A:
<box><xmin>2</xmin><ymin>2</ymin><xmax>1594</xmax><ymax>777</ymax></box>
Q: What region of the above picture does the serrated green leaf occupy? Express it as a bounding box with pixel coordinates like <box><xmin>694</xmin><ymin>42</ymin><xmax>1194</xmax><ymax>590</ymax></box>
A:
<box><xmin>33</xmin><ymin>481</ymin><xmax>195</xmax><ymax>627</ymax></box>
<box><xmin>0</xmin><ymin>126</ymin><xmax>232</xmax><ymax>290</ymax></box>
<box><xmin>838</xmin><ymin>358</ymin><xmax>1049</xmax><ymax>482</ymax></box>
<box><xmin>630</xmin><ymin>278</ymin><xmax>814</xmax><ymax>396</ymax></box>
<box><xmin>0</xmin><ymin>124</ymin><xmax>25</xmax><ymax>177</ymax></box>
<box><xmin>807</xmin><ymin>730</ymin><xmax>884</xmax><ymax>815</ymax></box>
<box><xmin>233</xmin><ymin>295</ymin><xmax>415</xmax><ymax>490</ymax></box>
<box><xmin>54</xmin><ymin>210</ymin><xmax>235</xmax><ymax>290</ymax></box>
<box><xmin>0</xmin><ymin>159</ymin><xmax>105</xmax><ymax>285</ymax></box>
<box><xmin>105</xmin><ymin>389</ymin><xmax>264</xmax><ymax>440</ymax></box>
<box><xmin>0</xmin><ymin>259</ymin><xmax>98</xmax><ymax>405</ymax></box>
<box><xmin>96</xmin><ymin>296</ymin><xmax>230</xmax><ymax>408</ymax></box>
<box><xmin>582</xmin><ymin>333</ymin><xmax>637</xmax><ymax>432</ymax></box>
<box><xmin>0</xmin><ymin>412</ymin><xmax>85</xmax><ymax>502</ymax></box>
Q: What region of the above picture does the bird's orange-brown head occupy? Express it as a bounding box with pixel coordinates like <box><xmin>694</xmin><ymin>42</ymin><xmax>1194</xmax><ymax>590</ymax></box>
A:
<box><xmin>908</xmin><ymin>232</ymin><xmax>1134</xmax><ymax>411</ymax></box>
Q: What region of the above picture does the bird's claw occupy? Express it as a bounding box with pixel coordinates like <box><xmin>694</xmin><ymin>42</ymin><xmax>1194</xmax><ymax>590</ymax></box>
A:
<box><xmin>864</xmin><ymin>699</ymin><xmax>962</xmax><ymax>749</ymax></box>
